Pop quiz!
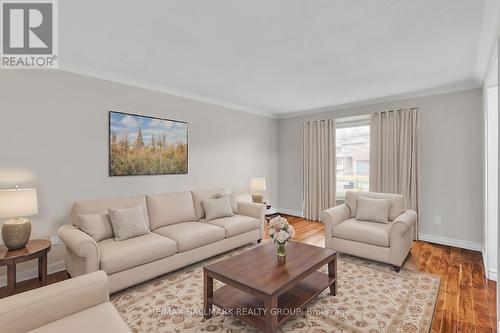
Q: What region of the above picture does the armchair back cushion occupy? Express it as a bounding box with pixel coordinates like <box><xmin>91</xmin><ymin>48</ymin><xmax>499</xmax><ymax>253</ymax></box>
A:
<box><xmin>355</xmin><ymin>197</ymin><xmax>390</xmax><ymax>224</ymax></box>
<box><xmin>345</xmin><ymin>191</ymin><xmax>405</xmax><ymax>221</ymax></box>
<box><xmin>146</xmin><ymin>191</ymin><xmax>196</xmax><ymax>230</ymax></box>
<box><xmin>71</xmin><ymin>196</ymin><xmax>150</xmax><ymax>228</ymax></box>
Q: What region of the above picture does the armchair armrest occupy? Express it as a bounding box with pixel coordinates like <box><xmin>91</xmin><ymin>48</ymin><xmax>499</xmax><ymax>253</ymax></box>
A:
<box><xmin>390</xmin><ymin>210</ymin><xmax>417</xmax><ymax>236</ymax></box>
<box><xmin>58</xmin><ymin>224</ymin><xmax>100</xmax><ymax>274</ymax></box>
<box><xmin>320</xmin><ymin>204</ymin><xmax>350</xmax><ymax>241</ymax></box>
<box><xmin>237</xmin><ymin>201</ymin><xmax>266</xmax><ymax>238</ymax></box>
<box><xmin>0</xmin><ymin>271</ymin><xmax>109</xmax><ymax>333</ymax></box>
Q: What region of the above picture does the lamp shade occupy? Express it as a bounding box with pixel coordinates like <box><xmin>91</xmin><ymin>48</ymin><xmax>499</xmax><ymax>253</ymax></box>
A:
<box><xmin>0</xmin><ymin>188</ymin><xmax>38</xmax><ymax>219</ymax></box>
<box><xmin>249</xmin><ymin>178</ymin><xmax>266</xmax><ymax>192</ymax></box>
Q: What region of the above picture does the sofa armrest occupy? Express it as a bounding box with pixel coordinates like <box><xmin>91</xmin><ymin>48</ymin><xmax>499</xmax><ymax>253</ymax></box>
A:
<box><xmin>237</xmin><ymin>201</ymin><xmax>266</xmax><ymax>238</ymax></box>
<box><xmin>390</xmin><ymin>210</ymin><xmax>417</xmax><ymax>236</ymax></box>
<box><xmin>58</xmin><ymin>224</ymin><xmax>100</xmax><ymax>274</ymax></box>
<box><xmin>0</xmin><ymin>271</ymin><xmax>109</xmax><ymax>333</ymax></box>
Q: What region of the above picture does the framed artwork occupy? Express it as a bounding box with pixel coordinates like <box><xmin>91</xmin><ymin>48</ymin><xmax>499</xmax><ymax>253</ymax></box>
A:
<box><xmin>109</xmin><ymin>111</ymin><xmax>188</xmax><ymax>176</ymax></box>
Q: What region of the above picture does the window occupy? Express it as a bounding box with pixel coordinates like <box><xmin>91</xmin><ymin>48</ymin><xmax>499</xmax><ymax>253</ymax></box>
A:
<box><xmin>336</xmin><ymin>119</ymin><xmax>370</xmax><ymax>202</ymax></box>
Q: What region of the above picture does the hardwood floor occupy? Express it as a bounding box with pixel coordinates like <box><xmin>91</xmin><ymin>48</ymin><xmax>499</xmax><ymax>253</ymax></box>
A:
<box><xmin>1</xmin><ymin>214</ymin><xmax>497</xmax><ymax>333</ymax></box>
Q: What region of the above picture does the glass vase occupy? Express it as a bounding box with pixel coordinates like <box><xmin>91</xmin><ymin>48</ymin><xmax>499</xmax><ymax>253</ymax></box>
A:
<box><xmin>276</xmin><ymin>242</ymin><xmax>287</xmax><ymax>257</ymax></box>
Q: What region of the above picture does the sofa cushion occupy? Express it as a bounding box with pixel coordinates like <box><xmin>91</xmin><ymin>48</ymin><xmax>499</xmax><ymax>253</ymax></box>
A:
<box><xmin>98</xmin><ymin>233</ymin><xmax>177</xmax><ymax>274</ymax></box>
<box><xmin>191</xmin><ymin>188</ymin><xmax>227</xmax><ymax>220</ymax></box>
<box><xmin>71</xmin><ymin>195</ymin><xmax>150</xmax><ymax>228</ymax></box>
<box><xmin>108</xmin><ymin>205</ymin><xmax>150</xmax><ymax>241</ymax></box>
<box><xmin>355</xmin><ymin>197</ymin><xmax>390</xmax><ymax>224</ymax></box>
<box><xmin>206</xmin><ymin>215</ymin><xmax>260</xmax><ymax>238</ymax></box>
<box><xmin>202</xmin><ymin>197</ymin><xmax>234</xmax><ymax>221</ymax></box>
<box><xmin>77</xmin><ymin>212</ymin><xmax>114</xmax><ymax>242</ymax></box>
<box><xmin>345</xmin><ymin>191</ymin><xmax>405</xmax><ymax>221</ymax></box>
<box><xmin>215</xmin><ymin>192</ymin><xmax>238</xmax><ymax>214</ymax></box>
<box><xmin>154</xmin><ymin>222</ymin><xmax>225</xmax><ymax>252</ymax></box>
<box><xmin>332</xmin><ymin>218</ymin><xmax>390</xmax><ymax>247</ymax></box>
<box><xmin>146</xmin><ymin>191</ymin><xmax>196</xmax><ymax>229</ymax></box>
<box><xmin>28</xmin><ymin>303</ymin><xmax>130</xmax><ymax>333</ymax></box>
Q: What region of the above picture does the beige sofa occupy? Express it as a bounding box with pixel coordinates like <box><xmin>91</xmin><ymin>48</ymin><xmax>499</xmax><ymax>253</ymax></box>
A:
<box><xmin>321</xmin><ymin>191</ymin><xmax>416</xmax><ymax>271</ymax></box>
<box><xmin>58</xmin><ymin>188</ymin><xmax>265</xmax><ymax>292</ymax></box>
<box><xmin>0</xmin><ymin>271</ymin><xmax>130</xmax><ymax>333</ymax></box>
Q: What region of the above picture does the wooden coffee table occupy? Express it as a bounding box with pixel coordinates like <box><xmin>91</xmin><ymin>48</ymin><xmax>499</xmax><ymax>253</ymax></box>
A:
<box><xmin>203</xmin><ymin>241</ymin><xmax>337</xmax><ymax>333</ymax></box>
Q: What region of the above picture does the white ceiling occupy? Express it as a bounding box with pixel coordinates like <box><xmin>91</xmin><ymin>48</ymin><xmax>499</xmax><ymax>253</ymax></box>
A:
<box><xmin>59</xmin><ymin>1</ymin><xmax>493</xmax><ymax>117</ymax></box>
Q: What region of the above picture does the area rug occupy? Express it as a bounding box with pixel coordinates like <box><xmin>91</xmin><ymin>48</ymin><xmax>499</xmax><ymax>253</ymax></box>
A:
<box><xmin>111</xmin><ymin>244</ymin><xmax>440</xmax><ymax>333</ymax></box>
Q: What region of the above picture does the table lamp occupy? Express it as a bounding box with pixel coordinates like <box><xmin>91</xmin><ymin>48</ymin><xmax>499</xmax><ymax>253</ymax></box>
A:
<box><xmin>249</xmin><ymin>178</ymin><xmax>266</xmax><ymax>203</ymax></box>
<box><xmin>0</xmin><ymin>188</ymin><xmax>38</xmax><ymax>250</ymax></box>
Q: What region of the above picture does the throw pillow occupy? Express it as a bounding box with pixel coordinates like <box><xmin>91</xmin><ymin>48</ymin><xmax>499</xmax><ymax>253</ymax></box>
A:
<box><xmin>215</xmin><ymin>192</ymin><xmax>238</xmax><ymax>214</ymax></box>
<box><xmin>201</xmin><ymin>197</ymin><xmax>234</xmax><ymax>221</ymax></box>
<box><xmin>77</xmin><ymin>212</ymin><xmax>114</xmax><ymax>242</ymax></box>
<box><xmin>355</xmin><ymin>197</ymin><xmax>390</xmax><ymax>224</ymax></box>
<box><xmin>108</xmin><ymin>205</ymin><xmax>150</xmax><ymax>241</ymax></box>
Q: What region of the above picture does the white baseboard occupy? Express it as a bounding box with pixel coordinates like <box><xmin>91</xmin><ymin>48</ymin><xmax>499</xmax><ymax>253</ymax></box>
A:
<box><xmin>487</xmin><ymin>268</ymin><xmax>497</xmax><ymax>281</ymax></box>
<box><xmin>276</xmin><ymin>208</ymin><xmax>303</xmax><ymax>217</ymax></box>
<box><xmin>418</xmin><ymin>233</ymin><xmax>483</xmax><ymax>252</ymax></box>
<box><xmin>0</xmin><ymin>260</ymin><xmax>66</xmax><ymax>288</ymax></box>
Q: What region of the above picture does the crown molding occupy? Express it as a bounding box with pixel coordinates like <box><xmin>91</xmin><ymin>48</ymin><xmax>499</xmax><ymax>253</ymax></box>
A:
<box><xmin>58</xmin><ymin>62</ymin><xmax>482</xmax><ymax>121</ymax></box>
<box><xmin>58</xmin><ymin>62</ymin><xmax>277</xmax><ymax>119</ymax></box>
<box><xmin>276</xmin><ymin>81</ymin><xmax>481</xmax><ymax>119</ymax></box>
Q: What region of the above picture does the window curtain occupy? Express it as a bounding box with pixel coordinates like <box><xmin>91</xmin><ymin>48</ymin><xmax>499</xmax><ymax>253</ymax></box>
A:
<box><xmin>302</xmin><ymin>119</ymin><xmax>336</xmax><ymax>220</ymax></box>
<box><xmin>369</xmin><ymin>108</ymin><xmax>420</xmax><ymax>238</ymax></box>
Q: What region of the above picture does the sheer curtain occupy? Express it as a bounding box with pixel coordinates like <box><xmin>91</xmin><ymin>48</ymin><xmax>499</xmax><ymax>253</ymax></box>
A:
<box><xmin>369</xmin><ymin>108</ymin><xmax>420</xmax><ymax>237</ymax></box>
<box><xmin>302</xmin><ymin>120</ymin><xmax>336</xmax><ymax>220</ymax></box>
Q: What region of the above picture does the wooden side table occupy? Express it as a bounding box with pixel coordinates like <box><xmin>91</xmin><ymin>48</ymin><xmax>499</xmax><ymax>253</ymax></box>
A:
<box><xmin>0</xmin><ymin>239</ymin><xmax>51</xmax><ymax>296</ymax></box>
<box><xmin>264</xmin><ymin>202</ymin><xmax>279</xmax><ymax>224</ymax></box>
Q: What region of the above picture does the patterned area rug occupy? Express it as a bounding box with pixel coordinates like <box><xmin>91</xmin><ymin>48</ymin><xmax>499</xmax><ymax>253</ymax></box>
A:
<box><xmin>111</xmin><ymin>244</ymin><xmax>439</xmax><ymax>333</ymax></box>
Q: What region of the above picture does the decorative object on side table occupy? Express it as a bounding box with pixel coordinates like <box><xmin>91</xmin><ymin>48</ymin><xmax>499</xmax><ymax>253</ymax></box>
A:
<box><xmin>0</xmin><ymin>187</ymin><xmax>38</xmax><ymax>250</ymax></box>
<box><xmin>268</xmin><ymin>215</ymin><xmax>295</xmax><ymax>257</ymax></box>
<box><xmin>0</xmin><ymin>239</ymin><xmax>51</xmax><ymax>296</ymax></box>
<box><xmin>249</xmin><ymin>177</ymin><xmax>266</xmax><ymax>203</ymax></box>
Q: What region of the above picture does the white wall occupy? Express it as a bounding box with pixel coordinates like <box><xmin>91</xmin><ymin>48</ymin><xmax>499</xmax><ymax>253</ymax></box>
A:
<box><xmin>0</xmin><ymin>70</ymin><xmax>278</xmax><ymax>282</ymax></box>
<box><xmin>278</xmin><ymin>89</ymin><xmax>484</xmax><ymax>246</ymax></box>
<box><xmin>485</xmin><ymin>86</ymin><xmax>498</xmax><ymax>281</ymax></box>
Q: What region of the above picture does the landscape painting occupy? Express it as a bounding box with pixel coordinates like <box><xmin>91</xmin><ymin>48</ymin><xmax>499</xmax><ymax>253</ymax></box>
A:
<box><xmin>109</xmin><ymin>111</ymin><xmax>188</xmax><ymax>176</ymax></box>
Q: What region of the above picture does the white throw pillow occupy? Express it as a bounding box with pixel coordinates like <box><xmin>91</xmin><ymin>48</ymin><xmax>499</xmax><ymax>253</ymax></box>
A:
<box><xmin>108</xmin><ymin>205</ymin><xmax>150</xmax><ymax>241</ymax></box>
<box><xmin>77</xmin><ymin>212</ymin><xmax>114</xmax><ymax>242</ymax></box>
<box><xmin>215</xmin><ymin>192</ymin><xmax>238</xmax><ymax>214</ymax></box>
<box><xmin>201</xmin><ymin>197</ymin><xmax>234</xmax><ymax>221</ymax></box>
<box><xmin>355</xmin><ymin>197</ymin><xmax>390</xmax><ymax>224</ymax></box>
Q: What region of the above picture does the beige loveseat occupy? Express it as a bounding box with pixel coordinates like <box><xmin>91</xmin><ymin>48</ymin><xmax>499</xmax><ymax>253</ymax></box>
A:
<box><xmin>58</xmin><ymin>188</ymin><xmax>265</xmax><ymax>292</ymax></box>
<box><xmin>0</xmin><ymin>271</ymin><xmax>130</xmax><ymax>333</ymax></box>
<box><xmin>321</xmin><ymin>191</ymin><xmax>416</xmax><ymax>271</ymax></box>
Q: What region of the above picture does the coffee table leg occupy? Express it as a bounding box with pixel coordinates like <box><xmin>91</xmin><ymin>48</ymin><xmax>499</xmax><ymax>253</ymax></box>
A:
<box><xmin>328</xmin><ymin>253</ymin><xmax>337</xmax><ymax>296</ymax></box>
<box><xmin>7</xmin><ymin>263</ymin><xmax>16</xmax><ymax>295</ymax></box>
<box><xmin>264</xmin><ymin>296</ymin><xmax>278</xmax><ymax>333</ymax></box>
<box><xmin>203</xmin><ymin>270</ymin><xmax>213</xmax><ymax>319</ymax></box>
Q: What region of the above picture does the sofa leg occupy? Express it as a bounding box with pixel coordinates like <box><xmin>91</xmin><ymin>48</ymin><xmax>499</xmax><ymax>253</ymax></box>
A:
<box><xmin>257</xmin><ymin>239</ymin><xmax>262</xmax><ymax>243</ymax></box>
<box><xmin>392</xmin><ymin>265</ymin><xmax>401</xmax><ymax>273</ymax></box>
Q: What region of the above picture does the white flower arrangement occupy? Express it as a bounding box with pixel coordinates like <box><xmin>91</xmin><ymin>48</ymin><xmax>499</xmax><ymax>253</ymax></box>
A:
<box><xmin>268</xmin><ymin>215</ymin><xmax>295</xmax><ymax>245</ymax></box>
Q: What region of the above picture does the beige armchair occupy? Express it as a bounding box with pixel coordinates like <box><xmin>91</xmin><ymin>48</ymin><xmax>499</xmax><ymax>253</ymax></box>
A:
<box><xmin>321</xmin><ymin>191</ymin><xmax>416</xmax><ymax>271</ymax></box>
<box><xmin>0</xmin><ymin>271</ymin><xmax>130</xmax><ymax>333</ymax></box>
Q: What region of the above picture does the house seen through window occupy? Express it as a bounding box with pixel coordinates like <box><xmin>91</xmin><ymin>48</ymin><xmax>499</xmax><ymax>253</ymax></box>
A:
<box><xmin>336</xmin><ymin>120</ymin><xmax>370</xmax><ymax>203</ymax></box>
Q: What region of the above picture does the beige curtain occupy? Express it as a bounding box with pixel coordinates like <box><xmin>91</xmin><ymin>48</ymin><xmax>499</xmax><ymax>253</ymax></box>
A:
<box><xmin>302</xmin><ymin>120</ymin><xmax>336</xmax><ymax>220</ymax></box>
<box><xmin>370</xmin><ymin>108</ymin><xmax>420</xmax><ymax>237</ymax></box>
